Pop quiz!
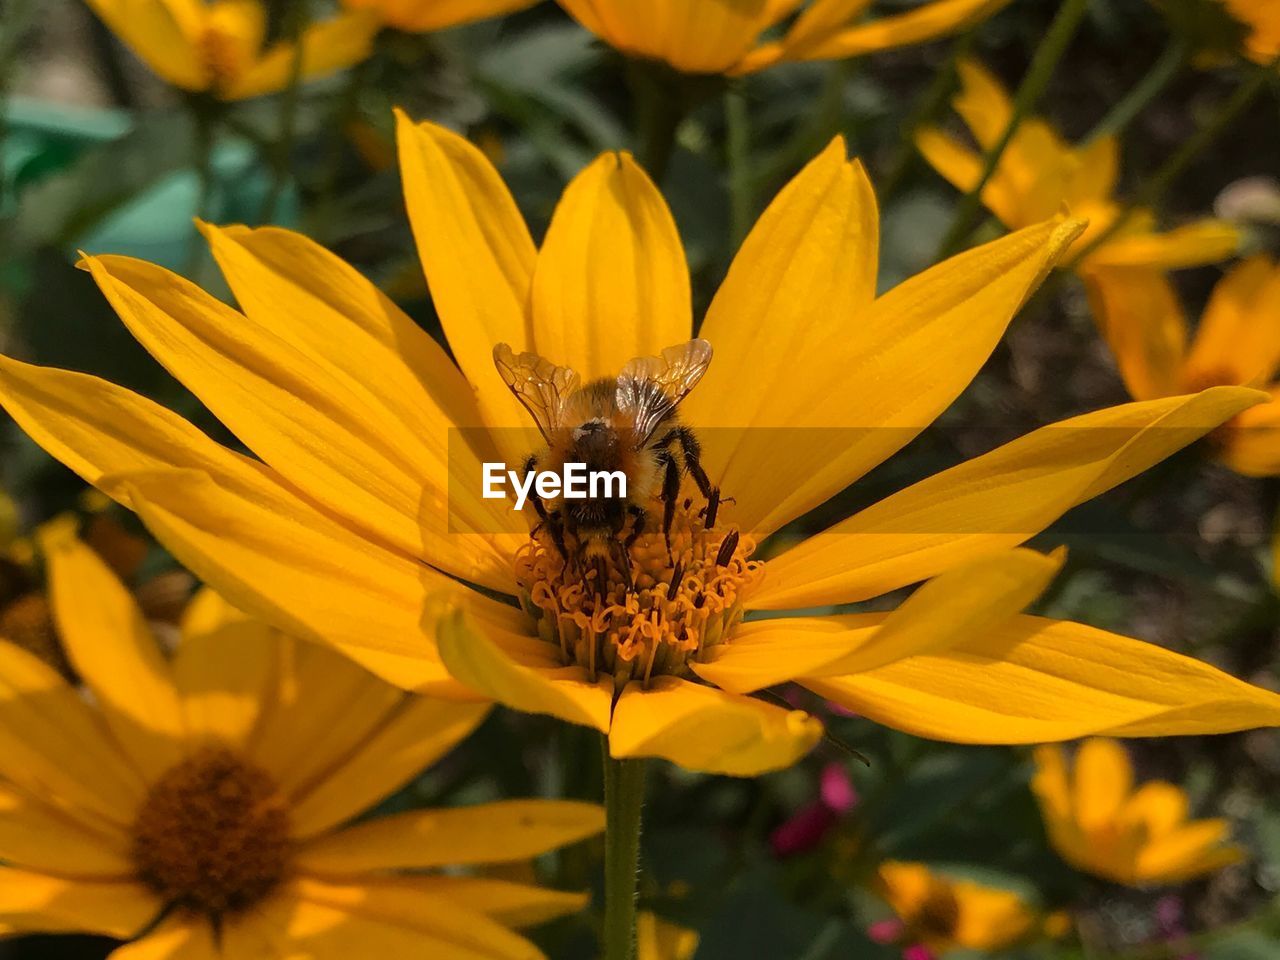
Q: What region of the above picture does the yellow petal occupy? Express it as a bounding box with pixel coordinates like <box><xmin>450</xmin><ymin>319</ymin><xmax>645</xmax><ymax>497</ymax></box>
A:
<box><xmin>754</xmin><ymin>386</ymin><xmax>1265</xmax><ymax>609</ymax></box>
<box><xmin>343</xmin><ymin>0</ymin><xmax>539</xmax><ymax>31</ymax></box>
<box><xmin>1084</xmin><ymin>219</ymin><xmax>1241</xmax><ymax>271</ymax></box>
<box><xmin>1133</xmin><ymin>820</ymin><xmax>1241</xmax><ymax>884</ymax></box>
<box><xmin>197</xmin><ymin>223</ymin><xmax>516</xmax><ymax>587</ymax></box>
<box><xmin>0</xmin><ymin>870</ymin><xmax>158</xmax><ymax>939</ymax></box>
<box><xmin>436</xmin><ymin>602</ymin><xmax>614</xmax><ymax>732</ymax></box>
<box><xmin>608</xmin><ymin>677</ymin><xmax>822</xmax><ymax>775</ymax></box>
<box><xmin>1082</xmin><ymin>266</ymin><xmax>1188</xmax><ymax>400</ymax></box>
<box><xmin>714</xmin><ymin>216</ymin><xmax>1084</xmax><ymax>538</ymax></box>
<box><xmin>82</xmin><ymin>0</ymin><xmax>207</xmax><ymax>91</ymax></box>
<box><xmin>1071</xmin><ymin>738</ymin><xmax>1134</xmax><ymax>832</ymax></box>
<box><xmin>40</xmin><ymin>523</ymin><xmax>184</xmax><ymax>779</ymax></box>
<box><xmin>1120</xmin><ymin>781</ymin><xmax>1188</xmax><ymax>838</ymax></box>
<box><xmin>530</xmin><ymin>152</ymin><xmax>692</xmax><ymax>380</ymax></box>
<box><xmin>173</xmin><ymin>588</ymin><xmax>275</xmax><ymax>748</ymax></box>
<box><xmin>1218</xmin><ymin>389</ymin><xmax>1280</xmax><ymax>477</ymax></box>
<box><xmin>267</xmin><ymin>885</ymin><xmax>544</xmax><ymax>960</ymax></box>
<box><xmin>788</xmin><ymin>0</ymin><xmax>1016</xmax><ymax>61</ymax></box>
<box><xmin>953</xmin><ymin>58</ymin><xmax>1012</xmax><ymax>148</ymax></box>
<box><xmin>395</xmin><ymin>112</ymin><xmax>537</xmax><ymax>447</ymax></box>
<box><xmin>0</xmin><ymin>783</ymin><xmax>133</xmax><ymax>878</ymax></box>
<box><xmin>692</xmin><ymin>615</ymin><xmax>884</xmax><ymax>694</ymax></box>
<box><xmin>108</xmin><ymin>914</ymin><xmax>219</xmax><ymax>960</ymax></box>
<box><xmin>297</xmin><ymin>799</ymin><xmax>604</xmax><ymax>872</ymax></box>
<box><xmin>290</xmin><ymin>697</ymin><xmax>491</xmax><ymax>838</ymax></box>
<box><xmin>0</xmin><ymin>640</ymin><xmax>144</xmax><ymax>826</ymax></box>
<box><xmin>1185</xmin><ymin>255</ymin><xmax>1280</xmax><ymax>387</ymax></box>
<box><xmin>1031</xmin><ymin>745</ymin><xmax>1071</xmax><ymax>824</ymax></box>
<box><xmin>221</xmin><ymin>11</ymin><xmax>379</xmax><ymax>101</ymax></box>
<box><xmin>402</xmin><ymin>876</ymin><xmax>589</xmax><ymax>928</ymax></box>
<box><xmin>803</xmin><ymin>614</ymin><xmax>1280</xmax><ymax>742</ymax></box>
<box><xmin>771</xmin><ymin>0</ymin><xmax>874</xmax><ymax>61</ymax></box>
<box><xmin>806</xmin><ymin>547</ymin><xmax>1063</xmax><ymax>676</ymax></box>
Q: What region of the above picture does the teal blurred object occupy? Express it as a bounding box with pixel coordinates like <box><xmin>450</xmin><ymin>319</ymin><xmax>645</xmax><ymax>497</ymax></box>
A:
<box><xmin>3</xmin><ymin>96</ymin><xmax>297</xmax><ymax>273</ymax></box>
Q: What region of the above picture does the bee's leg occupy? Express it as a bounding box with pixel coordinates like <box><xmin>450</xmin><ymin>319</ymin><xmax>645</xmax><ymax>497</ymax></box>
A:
<box><xmin>543</xmin><ymin>510</ymin><xmax>569</xmax><ymax>565</ymax></box>
<box><xmin>657</xmin><ymin>449</ymin><xmax>681</xmax><ymax>562</ymax></box>
<box><xmin>623</xmin><ymin>505</ymin><xmax>647</xmax><ymax>554</ymax></box>
<box><xmin>671</xmin><ymin>426</ymin><xmax>728</xmax><ymax>528</ymax></box>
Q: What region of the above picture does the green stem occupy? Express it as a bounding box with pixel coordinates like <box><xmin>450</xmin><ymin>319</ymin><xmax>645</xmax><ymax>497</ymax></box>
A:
<box><xmin>935</xmin><ymin>0</ymin><xmax>1091</xmax><ymax>259</ymax></box>
<box><xmin>601</xmin><ymin>745</ymin><xmax>647</xmax><ymax>960</ymax></box>
<box><xmin>629</xmin><ymin>61</ymin><xmax>686</xmax><ymax>183</ymax></box>
<box><xmin>1082</xmin><ymin>38</ymin><xmax>1188</xmax><ymax>144</ymax></box>
<box><xmin>1065</xmin><ymin>54</ymin><xmax>1279</xmax><ymax>269</ymax></box>
<box><xmin>725</xmin><ymin>83</ymin><xmax>753</xmax><ymax>248</ymax></box>
<box><xmin>260</xmin><ymin>0</ymin><xmax>309</xmax><ymax>223</ymax></box>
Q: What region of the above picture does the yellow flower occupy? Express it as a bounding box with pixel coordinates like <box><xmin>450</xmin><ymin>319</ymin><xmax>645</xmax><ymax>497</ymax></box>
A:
<box><xmin>1219</xmin><ymin>0</ymin><xmax>1280</xmax><ymax>62</ymax></box>
<box><xmin>1032</xmin><ymin>738</ymin><xmax>1245</xmax><ymax>886</ymax></box>
<box><xmin>340</xmin><ymin>0</ymin><xmax>539</xmax><ymax>33</ymax></box>
<box><xmin>875</xmin><ymin>861</ymin><xmax>1046</xmax><ymax>955</ymax></box>
<box><xmin>916</xmin><ymin>59</ymin><xmax>1241</xmax><ymax>271</ymax></box>
<box><xmin>1</xmin><ymin>118</ymin><xmax>1279</xmax><ymax>778</ymax></box>
<box><xmin>83</xmin><ymin>0</ymin><xmax>380</xmax><ymax>101</ymax></box>
<box><xmin>637</xmin><ymin>911</ymin><xmax>699</xmax><ymax>960</ymax></box>
<box><xmin>0</xmin><ymin>525</ymin><xmax>602</xmax><ymax>956</ymax></box>
<box><xmin>555</xmin><ymin>0</ymin><xmax>1017</xmax><ymax>76</ymax></box>
<box><xmin>1085</xmin><ymin>257</ymin><xmax>1280</xmax><ymax>476</ymax></box>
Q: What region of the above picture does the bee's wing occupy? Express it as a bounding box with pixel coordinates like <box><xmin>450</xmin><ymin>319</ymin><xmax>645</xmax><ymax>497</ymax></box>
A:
<box><xmin>616</xmin><ymin>339</ymin><xmax>713</xmax><ymax>446</ymax></box>
<box><xmin>493</xmin><ymin>343</ymin><xmax>580</xmax><ymax>442</ymax></box>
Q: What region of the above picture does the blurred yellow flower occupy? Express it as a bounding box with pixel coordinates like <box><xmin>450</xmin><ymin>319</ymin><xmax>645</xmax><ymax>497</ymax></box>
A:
<box><xmin>637</xmin><ymin>911</ymin><xmax>699</xmax><ymax>960</ymax></box>
<box><xmin>875</xmin><ymin>861</ymin><xmax>1051</xmax><ymax>955</ymax></box>
<box><xmin>1</xmin><ymin>119</ymin><xmax>1279</xmax><ymax>778</ymax></box>
<box><xmin>1220</xmin><ymin>0</ymin><xmax>1280</xmax><ymax>62</ymax></box>
<box><xmin>916</xmin><ymin>59</ymin><xmax>1241</xmax><ymax>271</ymax></box>
<box><xmin>0</xmin><ymin>526</ymin><xmax>601</xmax><ymax>956</ymax></box>
<box><xmin>1032</xmin><ymin>739</ymin><xmax>1244</xmax><ymax>886</ymax></box>
<box><xmin>1086</xmin><ymin>257</ymin><xmax>1280</xmax><ymax>476</ymax></box>
<box><xmin>341</xmin><ymin>0</ymin><xmax>539</xmax><ymax>33</ymax></box>
<box><xmin>83</xmin><ymin>0</ymin><xmax>379</xmax><ymax>101</ymax></box>
<box><xmin>556</xmin><ymin>0</ymin><xmax>1016</xmax><ymax>75</ymax></box>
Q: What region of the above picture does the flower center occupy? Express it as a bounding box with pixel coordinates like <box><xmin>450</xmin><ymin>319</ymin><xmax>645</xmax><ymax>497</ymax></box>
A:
<box><xmin>515</xmin><ymin>498</ymin><xmax>761</xmax><ymax>687</ymax></box>
<box><xmin>914</xmin><ymin>887</ymin><xmax>961</xmax><ymax>939</ymax></box>
<box><xmin>198</xmin><ymin>28</ymin><xmax>246</xmax><ymax>90</ymax></box>
<box><xmin>0</xmin><ymin>593</ymin><xmax>72</xmax><ymax>680</ymax></box>
<box><xmin>131</xmin><ymin>745</ymin><xmax>291</xmax><ymax>919</ymax></box>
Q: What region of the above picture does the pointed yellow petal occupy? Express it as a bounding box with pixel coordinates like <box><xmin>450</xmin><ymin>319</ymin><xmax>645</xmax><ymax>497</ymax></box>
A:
<box><xmin>395</xmin><ymin>112</ymin><xmax>536</xmax><ymax>446</ymax></box>
<box><xmin>40</xmin><ymin>523</ymin><xmax>184</xmax><ymax>779</ymax></box>
<box><xmin>298</xmin><ymin>799</ymin><xmax>604</xmax><ymax>872</ymax></box>
<box><xmin>1120</xmin><ymin>781</ymin><xmax>1188</xmax><ymax>838</ymax></box>
<box><xmin>1218</xmin><ymin>389</ymin><xmax>1280</xmax><ymax>477</ymax></box>
<box><xmin>1133</xmin><ymin>820</ymin><xmax>1241</xmax><ymax>884</ymax></box>
<box><xmin>1030</xmin><ymin>745</ymin><xmax>1072</xmax><ymax>824</ymax></box>
<box><xmin>953</xmin><ymin>58</ymin><xmax>1013</xmax><ymax>149</ymax></box>
<box><xmin>82</xmin><ymin>0</ymin><xmax>207</xmax><ymax>91</ymax></box>
<box><xmin>402</xmin><ymin>876</ymin><xmax>589</xmax><ymax>929</ymax></box>
<box><xmin>290</xmin><ymin>697</ymin><xmax>491</xmax><ymax>838</ymax></box>
<box><xmin>173</xmin><ymin>589</ymin><xmax>275</xmax><ymax>748</ymax></box>
<box><xmin>343</xmin><ymin>0</ymin><xmax>538</xmax><ymax>31</ymax></box>
<box><xmin>608</xmin><ymin>677</ymin><xmax>822</xmax><ymax>775</ymax></box>
<box><xmin>789</xmin><ymin>0</ymin><xmax>1016</xmax><ymax>61</ymax></box>
<box><xmin>279</xmin><ymin>883</ymin><xmax>545</xmax><ymax>960</ymax></box>
<box><xmin>773</xmin><ymin>0</ymin><xmax>873</xmax><ymax>60</ymax></box>
<box><xmin>0</xmin><ymin>640</ymin><xmax>145</xmax><ymax>826</ymax></box>
<box><xmin>754</xmin><ymin>387</ymin><xmax>1265</xmax><ymax>609</ymax></box>
<box><xmin>221</xmin><ymin>11</ymin><xmax>379</xmax><ymax>101</ymax></box>
<box><xmin>1085</xmin><ymin>219</ymin><xmax>1241</xmax><ymax>271</ymax></box>
<box><xmin>0</xmin><ymin>870</ymin><xmax>159</xmax><ymax>939</ymax></box>
<box><xmin>1185</xmin><ymin>255</ymin><xmax>1280</xmax><ymax>387</ymax></box>
<box><xmin>0</xmin><ymin>784</ymin><xmax>133</xmax><ymax>878</ymax></box>
<box><xmin>1083</xmin><ymin>267</ymin><xmax>1189</xmax><ymax>401</ymax></box>
<box><xmin>707</xmin><ymin>217</ymin><xmax>1083</xmax><ymax>538</ymax></box>
<box><xmin>435</xmin><ymin>602</ymin><xmax>614</xmax><ymax>732</ymax></box>
<box><xmin>199</xmin><ymin>223</ymin><xmax>517</xmax><ymax>585</ymax></box>
<box><xmin>107</xmin><ymin>914</ymin><xmax>218</xmax><ymax>960</ymax></box>
<box><xmin>531</xmin><ymin>152</ymin><xmax>691</xmax><ymax>380</ymax></box>
<box><xmin>1071</xmin><ymin>738</ymin><xmax>1134</xmax><ymax>832</ymax></box>
<box><xmin>802</xmin><ymin>614</ymin><xmax>1280</xmax><ymax>743</ymax></box>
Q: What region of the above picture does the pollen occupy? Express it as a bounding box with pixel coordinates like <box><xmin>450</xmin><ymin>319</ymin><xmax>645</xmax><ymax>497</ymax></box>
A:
<box><xmin>515</xmin><ymin>499</ymin><xmax>761</xmax><ymax>687</ymax></box>
<box><xmin>131</xmin><ymin>746</ymin><xmax>292</xmax><ymax>919</ymax></box>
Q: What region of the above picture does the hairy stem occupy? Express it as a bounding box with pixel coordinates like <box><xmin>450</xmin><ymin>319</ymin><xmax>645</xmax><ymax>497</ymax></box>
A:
<box><xmin>601</xmin><ymin>745</ymin><xmax>647</xmax><ymax>960</ymax></box>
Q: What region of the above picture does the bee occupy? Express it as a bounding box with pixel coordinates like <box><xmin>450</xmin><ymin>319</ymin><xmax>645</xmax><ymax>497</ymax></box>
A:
<box><xmin>493</xmin><ymin>338</ymin><xmax>723</xmax><ymax>586</ymax></box>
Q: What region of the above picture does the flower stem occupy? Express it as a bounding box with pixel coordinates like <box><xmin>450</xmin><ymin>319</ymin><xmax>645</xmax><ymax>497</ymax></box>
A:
<box><xmin>629</xmin><ymin>61</ymin><xmax>685</xmax><ymax>183</ymax></box>
<box><xmin>601</xmin><ymin>743</ymin><xmax>647</xmax><ymax>960</ymax></box>
<box><xmin>261</xmin><ymin>0</ymin><xmax>310</xmax><ymax>223</ymax></box>
<box><xmin>935</xmin><ymin>0</ymin><xmax>1090</xmax><ymax>259</ymax></box>
<box><xmin>725</xmin><ymin>83</ymin><xmax>753</xmax><ymax>248</ymax></box>
<box><xmin>1065</xmin><ymin>54</ymin><xmax>1279</xmax><ymax>269</ymax></box>
<box><xmin>1081</xmin><ymin>37</ymin><xmax>1188</xmax><ymax>145</ymax></box>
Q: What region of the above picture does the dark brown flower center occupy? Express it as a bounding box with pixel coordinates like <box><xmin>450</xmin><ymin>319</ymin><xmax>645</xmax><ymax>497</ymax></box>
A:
<box><xmin>516</xmin><ymin>499</ymin><xmax>760</xmax><ymax>687</ymax></box>
<box><xmin>915</xmin><ymin>886</ymin><xmax>962</xmax><ymax>938</ymax></box>
<box><xmin>131</xmin><ymin>746</ymin><xmax>291</xmax><ymax>919</ymax></box>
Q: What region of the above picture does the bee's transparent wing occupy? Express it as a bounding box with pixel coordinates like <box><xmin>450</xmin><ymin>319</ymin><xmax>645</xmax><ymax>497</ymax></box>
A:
<box><xmin>493</xmin><ymin>343</ymin><xmax>580</xmax><ymax>442</ymax></box>
<box><xmin>616</xmin><ymin>339</ymin><xmax>713</xmax><ymax>446</ymax></box>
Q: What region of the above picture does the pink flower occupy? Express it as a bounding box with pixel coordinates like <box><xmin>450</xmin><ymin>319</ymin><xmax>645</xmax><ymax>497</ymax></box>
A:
<box><xmin>770</xmin><ymin>763</ymin><xmax>858</xmax><ymax>857</ymax></box>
